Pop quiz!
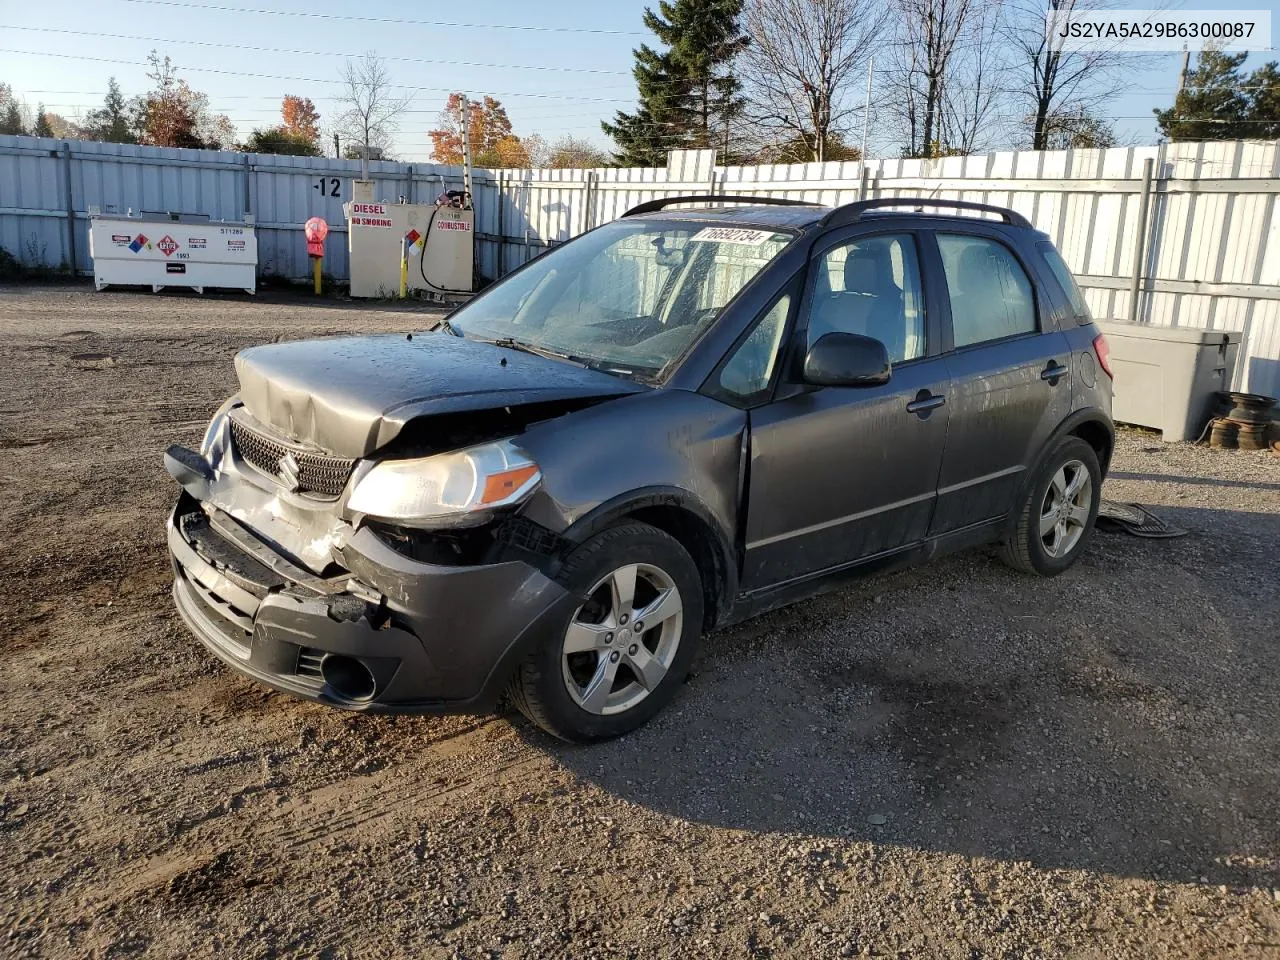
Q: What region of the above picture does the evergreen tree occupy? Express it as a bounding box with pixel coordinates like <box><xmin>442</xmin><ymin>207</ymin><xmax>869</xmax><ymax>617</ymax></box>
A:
<box><xmin>33</xmin><ymin>105</ymin><xmax>53</xmax><ymax>138</ymax></box>
<box><xmin>0</xmin><ymin>83</ymin><xmax>25</xmax><ymax>136</ymax></box>
<box><xmin>604</xmin><ymin>0</ymin><xmax>747</xmax><ymax>166</ymax></box>
<box><xmin>83</xmin><ymin>78</ymin><xmax>139</xmax><ymax>144</ymax></box>
<box><xmin>1155</xmin><ymin>50</ymin><xmax>1250</xmax><ymax>141</ymax></box>
<box><xmin>1245</xmin><ymin>61</ymin><xmax>1280</xmax><ymax>139</ymax></box>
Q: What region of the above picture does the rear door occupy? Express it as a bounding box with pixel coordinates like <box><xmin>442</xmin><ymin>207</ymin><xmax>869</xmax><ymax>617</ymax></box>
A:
<box><xmin>926</xmin><ymin>228</ymin><xmax>1073</xmax><ymax>534</ymax></box>
<box><xmin>733</xmin><ymin>228</ymin><xmax>951</xmax><ymax>589</ymax></box>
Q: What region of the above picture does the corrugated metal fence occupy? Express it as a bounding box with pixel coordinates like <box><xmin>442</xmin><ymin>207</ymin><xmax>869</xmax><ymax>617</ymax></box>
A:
<box><xmin>2</xmin><ymin>135</ymin><xmax>1278</xmax><ymax>395</ymax></box>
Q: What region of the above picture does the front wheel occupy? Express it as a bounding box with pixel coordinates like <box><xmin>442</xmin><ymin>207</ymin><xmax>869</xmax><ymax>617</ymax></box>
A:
<box><xmin>1000</xmin><ymin>436</ymin><xmax>1102</xmax><ymax>576</ymax></box>
<box><xmin>508</xmin><ymin>522</ymin><xmax>704</xmax><ymax>742</ymax></box>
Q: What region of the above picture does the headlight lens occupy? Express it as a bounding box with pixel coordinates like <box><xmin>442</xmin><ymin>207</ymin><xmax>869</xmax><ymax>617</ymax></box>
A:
<box><xmin>347</xmin><ymin>439</ymin><xmax>540</xmax><ymax>523</ymax></box>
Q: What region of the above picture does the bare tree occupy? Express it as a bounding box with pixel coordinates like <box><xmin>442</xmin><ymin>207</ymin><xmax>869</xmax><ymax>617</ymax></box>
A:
<box><xmin>889</xmin><ymin>0</ymin><xmax>998</xmax><ymax>157</ymax></box>
<box><xmin>740</xmin><ymin>0</ymin><xmax>890</xmax><ymax>162</ymax></box>
<box><xmin>1003</xmin><ymin>0</ymin><xmax>1141</xmax><ymax>150</ymax></box>
<box><xmin>335</xmin><ymin>52</ymin><xmax>410</xmax><ymax>177</ymax></box>
<box><xmin>937</xmin><ymin>0</ymin><xmax>1006</xmax><ymax>154</ymax></box>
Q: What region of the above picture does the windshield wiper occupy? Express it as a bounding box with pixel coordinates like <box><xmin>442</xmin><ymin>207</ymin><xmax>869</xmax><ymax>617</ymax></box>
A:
<box><xmin>488</xmin><ymin>337</ymin><xmax>589</xmax><ymax>367</ymax></box>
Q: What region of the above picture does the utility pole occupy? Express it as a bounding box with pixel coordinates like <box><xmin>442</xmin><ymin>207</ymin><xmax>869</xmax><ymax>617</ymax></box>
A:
<box><xmin>460</xmin><ymin>95</ymin><xmax>473</xmax><ymax>206</ymax></box>
<box><xmin>333</xmin><ymin>132</ymin><xmax>340</xmax><ymax>160</ymax></box>
<box><xmin>861</xmin><ymin>56</ymin><xmax>874</xmax><ymax>163</ymax></box>
<box><xmin>1177</xmin><ymin>45</ymin><xmax>1190</xmax><ymax>95</ymax></box>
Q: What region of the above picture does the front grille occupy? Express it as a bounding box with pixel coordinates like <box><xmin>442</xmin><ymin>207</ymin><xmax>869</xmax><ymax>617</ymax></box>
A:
<box><xmin>229</xmin><ymin>413</ymin><xmax>355</xmax><ymax>497</ymax></box>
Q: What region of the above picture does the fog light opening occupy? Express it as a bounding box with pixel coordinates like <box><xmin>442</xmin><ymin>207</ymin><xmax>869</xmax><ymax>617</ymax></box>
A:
<box><xmin>321</xmin><ymin>654</ymin><xmax>377</xmax><ymax>702</ymax></box>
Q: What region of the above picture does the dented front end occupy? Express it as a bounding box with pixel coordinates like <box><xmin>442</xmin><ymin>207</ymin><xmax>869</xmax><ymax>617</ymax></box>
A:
<box><xmin>164</xmin><ymin>396</ymin><xmax>580</xmax><ymax>712</ymax></box>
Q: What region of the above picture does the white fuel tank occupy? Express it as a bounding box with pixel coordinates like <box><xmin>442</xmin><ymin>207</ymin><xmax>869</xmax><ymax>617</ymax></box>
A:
<box><xmin>347</xmin><ymin>198</ymin><xmax>473</xmax><ymax>299</ymax></box>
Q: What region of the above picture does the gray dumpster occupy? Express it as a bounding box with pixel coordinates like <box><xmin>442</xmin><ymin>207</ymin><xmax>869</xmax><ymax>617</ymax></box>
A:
<box><xmin>1093</xmin><ymin>320</ymin><xmax>1240</xmax><ymax>442</ymax></box>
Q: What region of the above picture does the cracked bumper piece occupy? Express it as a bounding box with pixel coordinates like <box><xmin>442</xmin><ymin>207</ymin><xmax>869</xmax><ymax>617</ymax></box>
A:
<box><xmin>167</xmin><ymin>498</ymin><xmax>572</xmax><ymax>712</ymax></box>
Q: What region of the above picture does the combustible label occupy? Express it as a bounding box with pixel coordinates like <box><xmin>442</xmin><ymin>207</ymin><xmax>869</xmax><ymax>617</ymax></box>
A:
<box><xmin>111</xmin><ymin>234</ymin><xmax>131</xmax><ymax>244</ymax></box>
<box><xmin>128</xmin><ymin>234</ymin><xmax>150</xmax><ymax>253</ymax></box>
<box><xmin>227</xmin><ymin>239</ymin><xmax>247</xmax><ymax>251</ymax></box>
<box><xmin>351</xmin><ymin>203</ymin><xmax>387</xmax><ymax>215</ymax></box>
<box><xmin>435</xmin><ymin>220</ymin><xmax>471</xmax><ymax>231</ymax></box>
<box><xmin>187</xmin><ymin>237</ymin><xmax>206</xmax><ymax>248</ymax></box>
<box><xmin>157</xmin><ymin>235</ymin><xmax>180</xmax><ymax>257</ymax></box>
<box><xmin>353</xmin><ymin>216</ymin><xmax>393</xmax><ymax>228</ymax></box>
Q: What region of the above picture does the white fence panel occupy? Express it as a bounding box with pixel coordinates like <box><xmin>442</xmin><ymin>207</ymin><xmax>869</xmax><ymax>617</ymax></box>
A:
<box><xmin>2</xmin><ymin>134</ymin><xmax>1278</xmax><ymax>395</ymax></box>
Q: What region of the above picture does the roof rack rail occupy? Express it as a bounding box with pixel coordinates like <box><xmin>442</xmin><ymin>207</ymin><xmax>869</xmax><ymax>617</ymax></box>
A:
<box><xmin>819</xmin><ymin>198</ymin><xmax>1031</xmax><ymax>230</ymax></box>
<box><xmin>622</xmin><ymin>194</ymin><xmax>825</xmax><ymax>218</ymax></box>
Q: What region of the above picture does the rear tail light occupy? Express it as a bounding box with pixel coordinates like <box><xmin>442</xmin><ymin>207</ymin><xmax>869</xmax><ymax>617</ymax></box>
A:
<box><xmin>1093</xmin><ymin>333</ymin><xmax>1113</xmax><ymax>379</ymax></box>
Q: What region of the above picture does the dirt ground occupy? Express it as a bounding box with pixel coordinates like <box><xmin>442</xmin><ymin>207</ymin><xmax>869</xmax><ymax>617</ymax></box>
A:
<box><xmin>1</xmin><ymin>284</ymin><xmax>1278</xmax><ymax>959</ymax></box>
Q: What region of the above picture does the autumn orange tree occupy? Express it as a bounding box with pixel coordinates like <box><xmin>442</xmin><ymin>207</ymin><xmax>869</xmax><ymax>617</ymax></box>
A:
<box><xmin>281</xmin><ymin>95</ymin><xmax>320</xmax><ymax>145</ymax></box>
<box><xmin>135</xmin><ymin>51</ymin><xmax>235</xmax><ymax>149</ymax></box>
<box><xmin>428</xmin><ymin>94</ymin><xmax>533</xmax><ymax>167</ymax></box>
<box><xmin>244</xmin><ymin>94</ymin><xmax>322</xmax><ymax>155</ymax></box>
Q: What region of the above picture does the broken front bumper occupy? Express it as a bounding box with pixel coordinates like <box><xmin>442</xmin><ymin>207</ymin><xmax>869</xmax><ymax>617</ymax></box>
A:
<box><xmin>167</xmin><ymin>495</ymin><xmax>572</xmax><ymax>712</ymax></box>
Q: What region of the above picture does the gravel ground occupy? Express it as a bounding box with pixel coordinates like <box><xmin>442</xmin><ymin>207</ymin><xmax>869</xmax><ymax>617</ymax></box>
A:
<box><xmin>1</xmin><ymin>284</ymin><xmax>1278</xmax><ymax>959</ymax></box>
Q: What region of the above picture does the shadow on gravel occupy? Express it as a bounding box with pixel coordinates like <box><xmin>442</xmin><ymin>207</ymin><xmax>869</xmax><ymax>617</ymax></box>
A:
<box><xmin>536</xmin><ymin>506</ymin><xmax>1280</xmax><ymax>890</ymax></box>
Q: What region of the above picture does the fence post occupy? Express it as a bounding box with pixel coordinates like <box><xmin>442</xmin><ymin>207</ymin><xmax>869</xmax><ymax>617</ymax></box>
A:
<box><xmin>496</xmin><ymin>171</ymin><xmax>506</xmax><ymax>278</ymax></box>
<box><xmin>1127</xmin><ymin>156</ymin><xmax>1156</xmax><ymax>324</ymax></box>
<box><xmin>242</xmin><ymin>154</ymin><xmax>252</xmax><ymax>217</ymax></box>
<box><xmin>61</xmin><ymin>142</ymin><xmax>77</xmax><ymax>273</ymax></box>
<box><xmin>857</xmin><ymin>164</ymin><xmax>869</xmax><ymax>201</ymax></box>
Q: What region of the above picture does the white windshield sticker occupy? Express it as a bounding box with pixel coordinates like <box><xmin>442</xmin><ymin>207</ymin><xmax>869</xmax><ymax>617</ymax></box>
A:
<box><xmin>690</xmin><ymin>227</ymin><xmax>777</xmax><ymax>245</ymax></box>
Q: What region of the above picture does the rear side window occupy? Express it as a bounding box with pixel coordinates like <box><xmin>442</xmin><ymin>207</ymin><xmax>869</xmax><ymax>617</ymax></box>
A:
<box><xmin>1037</xmin><ymin>242</ymin><xmax>1092</xmax><ymax>322</ymax></box>
<box><xmin>937</xmin><ymin>234</ymin><xmax>1037</xmax><ymax>348</ymax></box>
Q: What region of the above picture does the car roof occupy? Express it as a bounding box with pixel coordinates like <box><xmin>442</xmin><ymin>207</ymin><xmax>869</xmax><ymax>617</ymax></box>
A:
<box><xmin>637</xmin><ymin>205</ymin><xmax>832</xmax><ymax>229</ymax></box>
<box><xmin>633</xmin><ymin>203</ymin><xmax>1042</xmax><ymax>234</ymax></box>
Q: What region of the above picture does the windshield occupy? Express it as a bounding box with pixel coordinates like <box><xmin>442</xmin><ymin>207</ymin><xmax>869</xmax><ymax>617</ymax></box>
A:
<box><xmin>448</xmin><ymin>220</ymin><xmax>794</xmax><ymax>377</ymax></box>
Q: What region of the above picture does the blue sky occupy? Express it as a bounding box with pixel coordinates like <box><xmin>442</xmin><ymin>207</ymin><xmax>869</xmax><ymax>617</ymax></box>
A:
<box><xmin>2</xmin><ymin>0</ymin><xmax>1277</xmax><ymax>161</ymax></box>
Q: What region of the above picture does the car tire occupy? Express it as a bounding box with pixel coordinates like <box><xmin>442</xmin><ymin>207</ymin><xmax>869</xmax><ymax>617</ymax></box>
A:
<box><xmin>508</xmin><ymin>521</ymin><xmax>704</xmax><ymax>743</ymax></box>
<box><xmin>1000</xmin><ymin>435</ymin><xmax>1102</xmax><ymax>577</ymax></box>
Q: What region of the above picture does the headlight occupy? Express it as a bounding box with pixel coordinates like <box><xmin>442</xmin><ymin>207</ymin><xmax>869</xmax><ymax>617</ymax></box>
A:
<box><xmin>347</xmin><ymin>439</ymin><xmax>540</xmax><ymax>524</ymax></box>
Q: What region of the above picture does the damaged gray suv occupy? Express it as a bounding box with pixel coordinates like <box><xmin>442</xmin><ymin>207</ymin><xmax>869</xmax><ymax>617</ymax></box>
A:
<box><xmin>166</xmin><ymin>197</ymin><xmax>1114</xmax><ymax>741</ymax></box>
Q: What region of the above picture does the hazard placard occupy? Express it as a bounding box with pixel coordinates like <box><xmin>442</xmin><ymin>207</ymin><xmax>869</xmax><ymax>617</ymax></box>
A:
<box><xmin>157</xmin><ymin>235</ymin><xmax>179</xmax><ymax>257</ymax></box>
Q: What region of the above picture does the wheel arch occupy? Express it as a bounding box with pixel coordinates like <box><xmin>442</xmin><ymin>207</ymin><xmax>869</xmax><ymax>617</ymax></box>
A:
<box><xmin>1002</xmin><ymin>409</ymin><xmax>1113</xmax><ymax>541</ymax></box>
<box><xmin>561</xmin><ymin>487</ymin><xmax>738</xmax><ymax>631</ymax></box>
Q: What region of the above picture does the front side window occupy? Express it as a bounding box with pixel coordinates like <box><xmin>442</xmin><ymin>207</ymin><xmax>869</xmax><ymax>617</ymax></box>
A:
<box><xmin>806</xmin><ymin>234</ymin><xmax>925</xmax><ymax>364</ymax></box>
<box><xmin>937</xmin><ymin>234</ymin><xmax>1037</xmax><ymax>348</ymax></box>
<box><xmin>716</xmin><ymin>291</ymin><xmax>792</xmax><ymax>402</ymax></box>
<box><xmin>448</xmin><ymin>220</ymin><xmax>794</xmax><ymax>377</ymax></box>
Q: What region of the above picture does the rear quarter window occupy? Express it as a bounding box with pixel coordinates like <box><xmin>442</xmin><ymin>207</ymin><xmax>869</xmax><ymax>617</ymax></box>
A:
<box><xmin>1037</xmin><ymin>242</ymin><xmax>1092</xmax><ymax>323</ymax></box>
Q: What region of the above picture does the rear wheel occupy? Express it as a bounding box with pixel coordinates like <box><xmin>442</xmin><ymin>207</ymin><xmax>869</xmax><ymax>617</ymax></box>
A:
<box><xmin>1001</xmin><ymin>436</ymin><xmax>1101</xmax><ymax>576</ymax></box>
<box><xmin>509</xmin><ymin>522</ymin><xmax>703</xmax><ymax>742</ymax></box>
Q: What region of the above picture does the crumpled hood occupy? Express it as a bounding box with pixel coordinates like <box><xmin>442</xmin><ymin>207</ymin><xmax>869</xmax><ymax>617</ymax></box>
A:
<box><xmin>234</xmin><ymin>332</ymin><xmax>645</xmax><ymax>458</ymax></box>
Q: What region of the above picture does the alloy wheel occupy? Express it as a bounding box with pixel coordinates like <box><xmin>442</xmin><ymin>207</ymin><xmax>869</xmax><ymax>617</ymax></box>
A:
<box><xmin>1039</xmin><ymin>459</ymin><xmax>1092</xmax><ymax>559</ymax></box>
<box><xmin>561</xmin><ymin>562</ymin><xmax>684</xmax><ymax>716</ymax></box>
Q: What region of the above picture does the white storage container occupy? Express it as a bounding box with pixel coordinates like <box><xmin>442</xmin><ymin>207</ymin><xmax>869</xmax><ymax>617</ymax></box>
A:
<box><xmin>89</xmin><ymin>212</ymin><xmax>257</xmax><ymax>295</ymax></box>
<box><xmin>1094</xmin><ymin>319</ymin><xmax>1240</xmax><ymax>442</ymax></box>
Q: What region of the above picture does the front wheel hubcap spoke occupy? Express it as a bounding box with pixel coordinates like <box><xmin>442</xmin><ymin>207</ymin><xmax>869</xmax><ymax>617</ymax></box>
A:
<box><xmin>580</xmin><ymin>656</ymin><xmax>619</xmax><ymax>713</ymax></box>
<box><xmin>635</xmin><ymin>587</ymin><xmax>682</xmax><ymax>630</ymax></box>
<box><xmin>625</xmin><ymin>644</ymin><xmax>667</xmax><ymax>690</ymax></box>
<box><xmin>563</xmin><ymin>621</ymin><xmax>611</xmax><ymax>655</ymax></box>
<box><xmin>610</xmin><ymin>565</ymin><xmax>638</xmax><ymax>621</ymax></box>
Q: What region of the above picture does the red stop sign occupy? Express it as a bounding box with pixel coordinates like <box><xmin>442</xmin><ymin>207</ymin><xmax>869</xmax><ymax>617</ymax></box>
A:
<box><xmin>305</xmin><ymin>216</ymin><xmax>329</xmax><ymax>257</ymax></box>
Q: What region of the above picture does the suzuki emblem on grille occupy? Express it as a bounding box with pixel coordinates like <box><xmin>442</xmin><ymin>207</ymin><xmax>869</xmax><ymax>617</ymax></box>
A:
<box><xmin>277</xmin><ymin>452</ymin><xmax>301</xmax><ymax>492</ymax></box>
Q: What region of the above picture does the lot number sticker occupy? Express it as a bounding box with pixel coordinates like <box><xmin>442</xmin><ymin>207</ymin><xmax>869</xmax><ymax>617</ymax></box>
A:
<box><xmin>690</xmin><ymin>227</ymin><xmax>777</xmax><ymax>245</ymax></box>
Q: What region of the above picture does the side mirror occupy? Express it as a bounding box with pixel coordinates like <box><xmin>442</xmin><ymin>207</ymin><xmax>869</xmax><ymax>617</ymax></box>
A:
<box><xmin>802</xmin><ymin>332</ymin><xmax>891</xmax><ymax>387</ymax></box>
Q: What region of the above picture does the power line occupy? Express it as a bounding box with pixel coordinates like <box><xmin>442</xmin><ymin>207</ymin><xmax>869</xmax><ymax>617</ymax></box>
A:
<box><xmin>116</xmin><ymin>0</ymin><xmax>647</xmax><ymax>35</ymax></box>
<box><xmin>2</xmin><ymin>26</ymin><xmax>631</xmax><ymax>77</ymax></box>
<box><xmin>0</xmin><ymin>49</ymin><xmax>638</xmax><ymax>103</ymax></box>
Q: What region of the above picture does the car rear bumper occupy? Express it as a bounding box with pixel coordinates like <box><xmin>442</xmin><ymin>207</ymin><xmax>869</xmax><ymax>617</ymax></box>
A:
<box><xmin>167</xmin><ymin>496</ymin><xmax>572</xmax><ymax>713</ymax></box>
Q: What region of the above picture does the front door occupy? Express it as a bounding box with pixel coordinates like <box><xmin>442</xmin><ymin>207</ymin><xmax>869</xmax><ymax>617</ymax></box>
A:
<box><xmin>927</xmin><ymin>231</ymin><xmax>1073</xmax><ymax>534</ymax></box>
<box><xmin>741</xmin><ymin>230</ymin><xmax>949</xmax><ymax>590</ymax></box>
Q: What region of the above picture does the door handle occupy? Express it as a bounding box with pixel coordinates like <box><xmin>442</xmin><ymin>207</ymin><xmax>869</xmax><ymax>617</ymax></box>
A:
<box><xmin>906</xmin><ymin>390</ymin><xmax>946</xmax><ymax>416</ymax></box>
<box><xmin>1041</xmin><ymin>361</ymin><xmax>1068</xmax><ymax>384</ymax></box>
